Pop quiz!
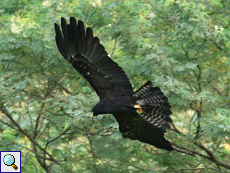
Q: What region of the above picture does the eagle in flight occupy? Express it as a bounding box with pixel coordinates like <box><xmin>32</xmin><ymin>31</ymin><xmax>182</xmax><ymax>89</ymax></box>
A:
<box><xmin>54</xmin><ymin>17</ymin><xmax>173</xmax><ymax>151</ymax></box>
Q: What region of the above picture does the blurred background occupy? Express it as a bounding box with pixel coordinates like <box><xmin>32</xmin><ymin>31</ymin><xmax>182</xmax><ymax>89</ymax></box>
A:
<box><xmin>0</xmin><ymin>0</ymin><xmax>229</xmax><ymax>172</ymax></box>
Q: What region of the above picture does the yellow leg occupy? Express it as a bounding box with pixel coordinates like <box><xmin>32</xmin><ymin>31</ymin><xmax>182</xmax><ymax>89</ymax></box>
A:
<box><xmin>134</xmin><ymin>105</ymin><xmax>143</xmax><ymax>113</ymax></box>
<box><xmin>134</xmin><ymin>105</ymin><xmax>141</xmax><ymax>108</ymax></box>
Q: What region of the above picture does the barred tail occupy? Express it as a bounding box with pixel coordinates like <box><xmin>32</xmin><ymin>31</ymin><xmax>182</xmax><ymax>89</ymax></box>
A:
<box><xmin>132</xmin><ymin>81</ymin><xmax>172</xmax><ymax>132</ymax></box>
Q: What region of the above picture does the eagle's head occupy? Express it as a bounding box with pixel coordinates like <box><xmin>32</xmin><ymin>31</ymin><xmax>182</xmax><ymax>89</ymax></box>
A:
<box><xmin>91</xmin><ymin>98</ymin><xmax>114</xmax><ymax>118</ymax></box>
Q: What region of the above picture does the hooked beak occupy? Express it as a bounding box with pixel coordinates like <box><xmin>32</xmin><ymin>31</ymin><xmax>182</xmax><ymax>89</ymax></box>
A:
<box><xmin>91</xmin><ymin>112</ymin><xmax>94</xmax><ymax>118</ymax></box>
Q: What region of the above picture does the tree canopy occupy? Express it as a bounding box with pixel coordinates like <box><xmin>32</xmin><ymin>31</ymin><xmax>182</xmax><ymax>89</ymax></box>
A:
<box><xmin>0</xmin><ymin>0</ymin><xmax>230</xmax><ymax>172</ymax></box>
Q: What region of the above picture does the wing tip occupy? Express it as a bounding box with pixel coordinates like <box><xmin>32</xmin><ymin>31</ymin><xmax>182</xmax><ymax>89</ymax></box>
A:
<box><xmin>61</xmin><ymin>17</ymin><xmax>66</xmax><ymax>23</ymax></box>
<box><xmin>146</xmin><ymin>81</ymin><xmax>153</xmax><ymax>86</ymax></box>
<box><xmin>165</xmin><ymin>146</ymin><xmax>174</xmax><ymax>151</ymax></box>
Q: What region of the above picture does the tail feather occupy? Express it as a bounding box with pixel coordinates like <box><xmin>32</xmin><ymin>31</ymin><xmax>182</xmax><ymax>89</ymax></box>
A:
<box><xmin>132</xmin><ymin>81</ymin><xmax>172</xmax><ymax>132</ymax></box>
<box><xmin>132</xmin><ymin>81</ymin><xmax>154</xmax><ymax>99</ymax></box>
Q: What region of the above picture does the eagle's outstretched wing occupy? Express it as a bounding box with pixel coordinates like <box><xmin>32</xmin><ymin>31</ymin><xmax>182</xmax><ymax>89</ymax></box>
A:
<box><xmin>54</xmin><ymin>17</ymin><xmax>133</xmax><ymax>98</ymax></box>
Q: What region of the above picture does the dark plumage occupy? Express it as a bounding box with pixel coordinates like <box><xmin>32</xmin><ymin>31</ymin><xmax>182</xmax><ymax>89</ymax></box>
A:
<box><xmin>54</xmin><ymin>17</ymin><xmax>173</xmax><ymax>151</ymax></box>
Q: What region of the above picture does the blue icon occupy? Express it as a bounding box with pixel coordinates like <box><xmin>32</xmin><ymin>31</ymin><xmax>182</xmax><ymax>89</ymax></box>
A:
<box><xmin>3</xmin><ymin>154</ymin><xmax>18</xmax><ymax>170</ymax></box>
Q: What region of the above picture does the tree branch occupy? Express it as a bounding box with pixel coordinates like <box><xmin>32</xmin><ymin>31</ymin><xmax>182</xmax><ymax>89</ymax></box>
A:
<box><xmin>171</xmin><ymin>141</ymin><xmax>230</xmax><ymax>169</ymax></box>
<box><xmin>0</xmin><ymin>105</ymin><xmax>59</xmax><ymax>165</ymax></box>
<box><xmin>110</xmin><ymin>37</ymin><xmax>117</xmax><ymax>58</ymax></box>
<box><xmin>84</xmin><ymin>126</ymin><xmax>98</xmax><ymax>173</ymax></box>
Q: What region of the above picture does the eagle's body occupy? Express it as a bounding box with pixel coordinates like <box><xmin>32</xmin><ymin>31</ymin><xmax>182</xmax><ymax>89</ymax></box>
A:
<box><xmin>55</xmin><ymin>17</ymin><xmax>174</xmax><ymax>151</ymax></box>
<box><xmin>92</xmin><ymin>96</ymin><xmax>136</xmax><ymax>115</ymax></box>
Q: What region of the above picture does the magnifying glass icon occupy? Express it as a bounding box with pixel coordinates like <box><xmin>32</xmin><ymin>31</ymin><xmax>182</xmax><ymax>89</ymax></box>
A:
<box><xmin>3</xmin><ymin>154</ymin><xmax>18</xmax><ymax>170</ymax></box>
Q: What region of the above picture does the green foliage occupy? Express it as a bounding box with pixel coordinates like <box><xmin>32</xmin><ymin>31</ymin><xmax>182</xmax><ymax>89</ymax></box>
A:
<box><xmin>0</xmin><ymin>0</ymin><xmax>230</xmax><ymax>172</ymax></box>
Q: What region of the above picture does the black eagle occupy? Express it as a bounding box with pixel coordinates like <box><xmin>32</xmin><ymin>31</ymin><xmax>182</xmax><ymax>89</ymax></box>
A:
<box><xmin>54</xmin><ymin>17</ymin><xmax>173</xmax><ymax>151</ymax></box>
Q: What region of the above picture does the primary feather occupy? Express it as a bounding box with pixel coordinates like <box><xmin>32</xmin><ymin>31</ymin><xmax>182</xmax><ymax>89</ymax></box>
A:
<box><xmin>54</xmin><ymin>17</ymin><xmax>173</xmax><ymax>151</ymax></box>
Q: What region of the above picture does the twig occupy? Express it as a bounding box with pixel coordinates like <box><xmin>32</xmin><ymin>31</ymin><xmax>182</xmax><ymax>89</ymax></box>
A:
<box><xmin>84</xmin><ymin>126</ymin><xmax>98</xmax><ymax>173</ymax></box>
<box><xmin>110</xmin><ymin>37</ymin><xmax>117</xmax><ymax>58</ymax></box>
<box><xmin>0</xmin><ymin>105</ymin><xmax>59</xmax><ymax>165</ymax></box>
